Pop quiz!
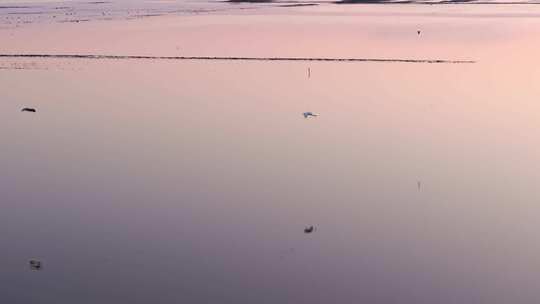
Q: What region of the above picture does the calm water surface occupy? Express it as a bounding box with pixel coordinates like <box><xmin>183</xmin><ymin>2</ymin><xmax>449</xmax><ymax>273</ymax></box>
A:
<box><xmin>2</xmin><ymin>3</ymin><xmax>540</xmax><ymax>303</ymax></box>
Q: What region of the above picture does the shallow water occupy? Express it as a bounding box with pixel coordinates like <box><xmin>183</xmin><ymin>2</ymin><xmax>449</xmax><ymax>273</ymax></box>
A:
<box><xmin>2</xmin><ymin>2</ymin><xmax>540</xmax><ymax>303</ymax></box>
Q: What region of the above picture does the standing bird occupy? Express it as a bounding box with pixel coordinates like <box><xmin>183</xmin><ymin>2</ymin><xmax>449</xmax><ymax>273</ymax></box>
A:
<box><xmin>21</xmin><ymin>108</ymin><xmax>36</xmax><ymax>113</ymax></box>
<box><xmin>417</xmin><ymin>180</ymin><xmax>421</xmax><ymax>191</ymax></box>
<box><xmin>304</xmin><ymin>226</ymin><xmax>315</xmax><ymax>234</ymax></box>
<box><xmin>303</xmin><ymin>112</ymin><xmax>319</xmax><ymax>118</ymax></box>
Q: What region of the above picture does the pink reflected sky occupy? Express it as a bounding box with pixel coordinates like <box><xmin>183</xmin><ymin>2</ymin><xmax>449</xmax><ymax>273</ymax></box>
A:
<box><xmin>2</xmin><ymin>2</ymin><xmax>540</xmax><ymax>303</ymax></box>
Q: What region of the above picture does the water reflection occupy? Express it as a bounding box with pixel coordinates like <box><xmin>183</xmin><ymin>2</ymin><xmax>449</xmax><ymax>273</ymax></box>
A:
<box><xmin>2</xmin><ymin>3</ymin><xmax>540</xmax><ymax>303</ymax></box>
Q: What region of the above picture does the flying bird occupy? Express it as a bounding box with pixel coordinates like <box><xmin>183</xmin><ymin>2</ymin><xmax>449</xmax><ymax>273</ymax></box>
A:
<box><xmin>303</xmin><ymin>112</ymin><xmax>319</xmax><ymax>118</ymax></box>
<box><xmin>21</xmin><ymin>108</ymin><xmax>36</xmax><ymax>113</ymax></box>
<box><xmin>304</xmin><ymin>226</ymin><xmax>315</xmax><ymax>234</ymax></box>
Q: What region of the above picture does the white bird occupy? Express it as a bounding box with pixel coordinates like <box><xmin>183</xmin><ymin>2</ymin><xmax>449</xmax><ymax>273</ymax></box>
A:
<box><xmin>303</xmin><ymin>112</ymin><xmax>319</xmax><ymax>118</ymax></box>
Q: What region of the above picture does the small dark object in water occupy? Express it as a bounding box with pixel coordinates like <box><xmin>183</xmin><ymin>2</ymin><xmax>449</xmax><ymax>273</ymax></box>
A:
<box><xmin>21</xmin><ymin>108</ymin><xmax>36</xmax><ymax>113</ymax></box>
<box><xmin>29</xmin><ymin>259</ymin><xmax>42</xmax><ymax>270</ymax></box>
<box><xmin>304</xmin><ymin>226</ymin><xmax>314</xmax><ymax>234</ymax></box>
<box><xmin>417</xmin><ymin>30</ymin><xmax>421</xmax><ymax>35</ymax></box>
<box><xmin>303</xmin><ymin>112</ymin><xmax>319</xmax><ymax>118</ymax></box>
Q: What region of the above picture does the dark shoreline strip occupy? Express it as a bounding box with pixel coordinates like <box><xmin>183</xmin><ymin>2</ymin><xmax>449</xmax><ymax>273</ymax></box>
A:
<box><xmin>0</xmin><ymin>54</ymin><xmax>475</xmax><ymax>64</ymax></box>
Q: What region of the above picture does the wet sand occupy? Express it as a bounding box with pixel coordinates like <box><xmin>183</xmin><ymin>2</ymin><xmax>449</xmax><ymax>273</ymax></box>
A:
<box><xmin>2</xmin><ymin>1</ymin><xmax>540</xmax><ymax>303</ymax></box>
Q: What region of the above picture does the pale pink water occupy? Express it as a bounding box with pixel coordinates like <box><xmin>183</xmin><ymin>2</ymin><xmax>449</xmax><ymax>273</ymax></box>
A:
<box><xmin>2</xmin><ymin>2</ymin><xmax>540</xmax><ymax>303</ymax></box>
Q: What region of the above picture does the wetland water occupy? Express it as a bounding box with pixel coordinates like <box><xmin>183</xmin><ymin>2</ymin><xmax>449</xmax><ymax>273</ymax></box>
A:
<box><xmin>2</xmin><ymin>1</ymin><xmax>540</xmax><ymax>303</ymax></box>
